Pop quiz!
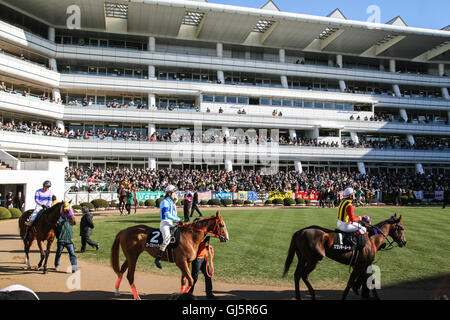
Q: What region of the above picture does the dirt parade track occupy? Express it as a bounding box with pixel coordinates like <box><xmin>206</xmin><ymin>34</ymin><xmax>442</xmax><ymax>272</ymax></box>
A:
<box><xmin>0</xmin><ymin>210</ymin><xmax>445</xmax><ymax>300</ymax></box>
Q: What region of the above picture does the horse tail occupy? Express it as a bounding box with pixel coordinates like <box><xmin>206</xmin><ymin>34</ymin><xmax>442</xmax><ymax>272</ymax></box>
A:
<box><xmin>283</xmin><ymin>231</ymin><xmax>299</xmax><ymax>277</ymax></box>
<box><xmin>111</xmin><ymin>231</ymin><xmax>122</xmax><ymax>276</ymax></box>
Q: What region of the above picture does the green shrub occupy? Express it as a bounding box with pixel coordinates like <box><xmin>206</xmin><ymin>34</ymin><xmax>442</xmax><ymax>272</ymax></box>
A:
<box><xmin>273</xmin><ymin>198</ymin><xmax>284</xmax><ymax>205</ymax></box>
<box><xmin>305</xmin><ymin>200</ymin><xmax>311</xmax><ymax>205</ymax></box>
<box><xmin>296</xmin><ymin>198</ymin><xmax>306</xmax><ymax>205</ymax></box>
<box><xmin>176</xmin><ymin>200</ymin><xmax>182</xmax><ymax>206</ymax></box>
<box><xmin>233</xmin><ymin>199</ymin><xmax>244</xmax><ymax>205</ymax></box>
<box><xmin>400</xmin><ymin>196</ymin><xmax>409</xmax><ymax>206</ymax></box>
<box><xmin>138</xmin><ymin>201</ymin><xmax>145</xmax><ymax>206</ymax></box>
<box><xmin>265</xmin><ymin>200</ymin><xmax>273</xmax><ymax>205</ymax></box>
<box><xmin>220</xmin><ymin>199</ymin><xmax>232</xmax><ymax>206</ymax></box>
<box><xmin>145</xmin><ymin>199</ymin><xmax>156</xmax><ymax>207</ymax></box>
<box><xmin>8</xmin><ymin>208</ymin><xmax>22</xmax><ymax>219</ymax></box>
<box><xmin>109</xmin><ymin>201</ymin><xmax>118</xmax><ymax>208</ymax></box>
<box><xmin>0</xmin><ymin>207</ymin><xmax>12</xmax><ymax>220</ymax></box>
<box><xmin>80</xmin><ymin>202</ymin><xmax>94</xmax><ymax>210</ymax></box>
<box><xmin>200</xmin><ymin>200</ymin><xmax>208</xmax><ymax>206</ymax></box>
<box><xmin>91</xmin><ymin>199</ymin><xmax>109</xmax><ymax>209</ymax></box>
<box><xmin>72</xmin><ymin>204</ymin><xmax>82</xmax><ymax>211</ymax></box>
<box><xmin>207</xmin><ymin>199</ymin><xmax>222</xmax><ymax>206</ymax></box>
<box><xmin>244</xmin><ymin>200</ymin><xmax>253</xmax><ymax>205</ymax></box>
<box><xmin>284</xmin><ymin>198</ymin><xmax>295</xmax><ymax>206</ymax></box>
<box><xmin>156</xmin><ymin>197</ymin><xmax>165</xmax><ymax>208</ymax></box>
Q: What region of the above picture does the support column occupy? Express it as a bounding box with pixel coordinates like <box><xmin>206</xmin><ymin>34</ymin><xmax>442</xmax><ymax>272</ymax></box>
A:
<box><xmin>56</xmin><ymin>120</ymin><xmax>65</xmax><ymax>133</ymax></box>
<box><xmin>389</xmin><ymin>59</ymin><xmax>396</xmax><ymax>73</ymax></box>
<box><xmin>336</xmin><ymin>54</ymin><xmax>343</xmax><ymax>68</ymax></box>
<box><xmin>357</xmin><ymin>162</ymin><xmax>366</xmax><ymax>175</ymax></box>
<box><xmin>399</xmin><ymin>108</ymin><xmax>408</xmax><ymax>122</ymax></box>
<box><xmin>279</xmin><ymin>49</ymin><xmax>285</xmax><ymax>63</ymax></box>
<box><xmin>222</xmin><ymin>127</ymin><xmax>230</xmax><ymax>138</ymax></box>
<box><xmin>281</xmin><ymin>75</ymin><xmax>288</xmax><ymax>88</ymax></box>
<box><xmin>225</xmin><ymin>159</ymin><xmax>233</xmax><ymax>172</ymax></box>
<box><xmin>217</xmin><ymin>70</ymin><xmax>224</xmax><ymax>84</ymax></box>
<box><xmin>48</xmin><ymin>27</ymin><xmax>55</xmax><ymax>42</ymax></box>
<box><xmin>217</xmin><ymin>43</ymin><xmax>223</xmax><ymax>58</ymax></box>
<box><xmin>49</xmin><ymin>58</ymin><xmax>57</xmax><ymax>71</ymax></box>
<box><xmin>339</xmin><ymin>80</ymin><xmax>347</xmax><ymax>92</ymax></box>
<box><xmin>415</xmin><ymin>163</ymin><xmax>424</xmax><ymax>174</ymax></box>
<box><xmin>294</xmin><ymin>161</ymin><xmax>302</xmax><ymax>173</ymax></box>
<box><xmin>438</xmin><ymin>63</ymin><xmax>445</xmax><ymax>77</ymax></box>
<box><xmin>148</xmin><ymin>123</ymin><xmax>156</xmax><ymax>136</ymax></box>
<box><xmin>306</xmin><ymin>127</ymin><xmax>319</xmax><ymax>139</ymax></box>
<box><xmin>289</xmin><ymin>129</ymin><xmax>297</xmax><ymax>142</ymax></box>
<box><xmin>442</xmin><ymin>88</ymin><xmax>450</xmax><ymax>100</ymax></box>
<box><xmin>350</xmin><ymin>132</ymin><xmax>359</xmax><ymax>145</ymax></box>
<box><xmin>379</xmin><ymin>61</ymin><xmax>385</xmax><ymax>72</ymax></box>
<box><xmin>148</xmin><ymin>94</ymin><xmax>156</xmax><ymax>109</ymax></box>
<box><xmin>148</xmin><ymin>65</ymin><xmax>155</xmax><ymax>78</ymax></box>
<box><xmin>393</xmin><ymin>84</ymin><xmax>402</xmax><ymax>97</ymax></box>
<box><xmin>148</xmin><ymin>158</ymin><xmax>156</xmax><ymax>170</ymax></box>
<box><xmin>148</xmin><ymin>37</ymin><xmax>156</xmax><ymax>52</ymax></box>
<box><xmin>52</xmin><ymin>88</ymin><xmax>61</xmax><ymax>103</ymax></box>
<box><xmin>407</xmin><ymin>134</ymin><xmax>415</xmax><ymax>146</ymax></box>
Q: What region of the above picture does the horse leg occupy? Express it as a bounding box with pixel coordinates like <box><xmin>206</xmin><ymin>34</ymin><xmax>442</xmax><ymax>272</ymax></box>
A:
<box><xmin>293</xmin><ymin>257</ymin><xmax>306</xmax><ymax>300</ymax></box>
<box><xmin>24</xmin><ymin>239</ymin><xmax>33</xmax><ymax>270</ymax></box>
<box><xmin>36</xmin><ymin>240</ymin><xmax>45</xmax><ymax>270</ymax></box>
<box><xmin>178</xmin><ymin>261</ymin><xmax>194</xmax><ymax>294</ymax></box>
<box><xmin>42</xmin><ymin>240</ymin><xmax>53</xmax><ymax>274</ymax></box>
<box><xmin>302</xmin><ymin>260</ymin><xmax>320</xmax><ymax>300</ymax></box>
<box><xmin>342</xmin><ymin>267</ymin><xmax>364</xmax><ymax>300</ymax></box>
<box><xmin>115</xmin><ymin>260</ymin><xmax>129</xmax><ymax>297</ymax></box>
<box><xmin>125</xmin><ymin>252</ymin><xmax>142</xmax><ymax>300</ymax></box>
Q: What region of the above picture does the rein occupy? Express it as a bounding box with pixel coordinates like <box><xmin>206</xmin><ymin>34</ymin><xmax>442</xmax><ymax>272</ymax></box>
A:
<box><xmin>182</xmin><ymin>218</ymin><xmax>223</xmax><ymax>240</ymax></box>
<box><xmin>369</xmin><ymin>223</ymin><xmax>396</xmax><ymax>251</ymax></box>
<box><xmin>205</xmin><ymin>243</ymin><xmax>215</xmax><ymax>278</ymax></box>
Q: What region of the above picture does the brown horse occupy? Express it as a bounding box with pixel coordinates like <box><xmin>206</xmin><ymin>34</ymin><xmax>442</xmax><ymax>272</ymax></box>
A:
<box><xmin>18</xmin><ymin>201</ymin><xmax>76</xmax><ymax>274</ymax></box>
<box><xmin>118</xmin><ymin>189</ymin><xmax>137</xmax><ymax>215</ymax></box>
<box><xmin>283</xmin><ymin>214</ymin><xmax>406</xmax><ymax>300</ymax></box>
<box><xmin>111</xmin><ymin>212</ymin><xmax>229</xmax><ymax>300</ymax></box>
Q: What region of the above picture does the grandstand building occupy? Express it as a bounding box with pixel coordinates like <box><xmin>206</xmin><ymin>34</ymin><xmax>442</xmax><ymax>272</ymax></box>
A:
<box><xmin>0</xmin><ymin>0</ymin><xmax>449</xmax><ymax>204</ymax></box>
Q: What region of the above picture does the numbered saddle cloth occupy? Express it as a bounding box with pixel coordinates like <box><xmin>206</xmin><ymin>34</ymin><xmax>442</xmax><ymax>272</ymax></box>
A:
<box><xmin>145</xmin><ymin>226</ymin><xmax>180</xmax><ymax>251</ymax></box>
<box><xmin>333</xmin><ymin>230</ymin><xmax>365</xmax><ymax>251</ymax></box>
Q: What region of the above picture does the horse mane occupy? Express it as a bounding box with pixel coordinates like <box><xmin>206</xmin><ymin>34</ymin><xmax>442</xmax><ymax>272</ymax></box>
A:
<box><xmin>185</xmin><ymin>215</ymin><xmax>217</xmax><ymax>229</ymax></box>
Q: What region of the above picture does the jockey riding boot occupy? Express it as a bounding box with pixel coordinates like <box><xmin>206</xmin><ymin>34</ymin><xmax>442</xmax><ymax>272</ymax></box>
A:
<box><xmin>154</xmin><ymin>249</ymin><xmax>165</xmax><ymax>269</ymax></box>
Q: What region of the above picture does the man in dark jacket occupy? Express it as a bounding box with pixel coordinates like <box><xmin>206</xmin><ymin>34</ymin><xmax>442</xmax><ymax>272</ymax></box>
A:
<box><xmin>190</xmin><ymin>190</ymin><xmax>203</xmax><ymax>218</ymax></box>
<box><xmin>183</xmin><ymin>187</ymin><xmax>192</xmax><ymax>222</ymax></box>
<box><xmin>14</xmin><ymin>191</ymin><xmax>25</xmax><ymax>212</ymax></box>
<box><xmin>79</xmin><ymin>206</ymin><xmax>99</xmax><ymax>252</ymax></box>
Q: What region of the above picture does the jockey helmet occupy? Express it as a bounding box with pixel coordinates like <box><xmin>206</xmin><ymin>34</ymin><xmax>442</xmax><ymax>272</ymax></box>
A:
<box><xmin>165</xmin><ymin>185</ymin><xmax>177</xmax><ymax>193</ymax></box>
<box><xmin>43</xmin><ymin>180</ymin><xmax>52</xmax><ymax>188</ymax></box>
<box><xmin>343</xmin><ymin>188</ymin><xmax>354</xmax><ymax>198</ymax></box>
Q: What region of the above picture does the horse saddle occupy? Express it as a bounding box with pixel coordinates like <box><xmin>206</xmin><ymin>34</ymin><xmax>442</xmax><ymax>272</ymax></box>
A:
<box><xmin>145</xmin><ymin>226</ymin><xmax>181</xmax><ymax>262</ymax></box>
<box><xmin>333</xmin><ymin>230</ymin><xmax>366</xmax><ymax>252</ymax></box>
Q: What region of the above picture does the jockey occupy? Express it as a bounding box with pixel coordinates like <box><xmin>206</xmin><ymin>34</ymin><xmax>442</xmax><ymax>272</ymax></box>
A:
<box><xmin>154</xmin><ymin>185</ymin><xmax>181</xmax><ymax>269</ymax></box>
<box><xmin>337</xmin><ymin>187</ymin><xmax>367</xmax><ymax>234</ymax></box>
<box><xmin>26</xmin><ymin>180</ymin><xmax>53</xmax><ymax>227</ymax></box>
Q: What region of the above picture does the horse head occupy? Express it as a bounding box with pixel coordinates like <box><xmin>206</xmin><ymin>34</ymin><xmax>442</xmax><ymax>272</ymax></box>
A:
<box><xmin>388</xmin><ymin>214</ymin><xmax>406</xmax><ymax>247</ymax></box>
<box><xmin>60</xmin><ymin>200</ymin><xmax>76</xmax><ymax>225</ymax></box>
<box><xmin>212</xmin><ymin>211</ymin><xmax>229</xmax><ymax>243</ymax></box>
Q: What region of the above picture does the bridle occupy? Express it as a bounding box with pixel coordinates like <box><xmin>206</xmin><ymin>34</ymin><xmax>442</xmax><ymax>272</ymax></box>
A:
<box><xmin>182</xmin><ymin>217</ymin><xmax>226</xmax><ymax>241</ymax></box>
<box><xmin>369</xmin><ymin>218</ymin><xmax>404</xmax><ymax>251</ymax></box>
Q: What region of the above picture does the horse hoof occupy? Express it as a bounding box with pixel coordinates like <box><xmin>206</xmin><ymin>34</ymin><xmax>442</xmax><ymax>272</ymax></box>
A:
<box><xmin>115</xmin><ymin>289</ymin><xmax>120</xmax><ymax>297</ymax></box>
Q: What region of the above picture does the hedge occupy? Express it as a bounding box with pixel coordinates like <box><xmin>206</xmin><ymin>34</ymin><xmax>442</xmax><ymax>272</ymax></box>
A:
<box><xmin>80</xmin><ymin>202</ymin><xmax>95</xmax><ymax>210</ymax></box>
<box><xmin>244</xmin><ymin>200</ymin><xmax>253</xmax><ymax>205</ymax></box>
<box><xmin>72</xmin><ymin>205</ymin><xmax>82</xmax><ymax>211</ymax></box>
<box><xmin>273</xmin><ymin>198</ymin><xmax>284</xmax><ymax>205</ymax></box>
<box><xmin>265</xmin><ymin>200</ymin><xmax>273</xmax><ymax>205</ymax></box>
<box><xmin>0</xmin><ymin>207</ymin><xmax>12</xmax><ymax>220</ymax></box>
<box><xmin>9</xmin><ymin>208</ymin><xmax>22</xmax><ymax>219</ymax></box>
<box><xmin>138</xmin><ymin>201</ymin><xmax>145</xmax><ymax>206</ymax></box>
<box><xmin>208</xmin><ymin>199</ymin><xmax>222</xmax><ymax>206</ymax></box>
<box><xmin>305</xmin><ymin>200</ymin><xmax>311</xmax><ymax>205</ymax></box>
<box><xmin>91</xmin><ymin>199</ymin><xmax>109</xmax><ymax>209</ymax></box>
<box><xmin>284</xmin><ymin>198</ymin><xmax>295</xmax><ymax>206</ymax></box>
<box><xmin>109</xmin><ymin>201</ymin><xmax>118</xmax><ymax>208</ymax></box>
<box><xmin>156</xmin><ymin>197</ymin><xmax>165</xmax><ymax>208</ymax></box>
<box><xmin>221</xmin><ymin>199</ymin><xmax>232</xmax><ymax>206</ymax></box>
<box><xmin>145</xmin><ymin>199</ymin><xmax>156</xmax><ymax>207</ymax></box>
<box><xmin>296</xmin><ymin>198</ymin><xmax>306</xmax><ymax>205</ymax></box>
<box><xmin>200</xmin><ymin>200</ymin><xmax>208</xmax><ymax>205</ymax></box>
<box><xmin>233</xmin><ymin>199</ymin><xmax>244</xmax><ymax>205</ymax></box>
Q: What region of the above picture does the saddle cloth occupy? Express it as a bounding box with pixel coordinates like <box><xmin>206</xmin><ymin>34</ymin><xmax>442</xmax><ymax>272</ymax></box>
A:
<box><xmin>333</xmin><ymin>230</ymin><xmax>366</xmax><ymax>251</ymax></box>
<box><xmin>145</xmin><ymin>226</ymin><xmax>180</xmax><ymax>262</ymax></box>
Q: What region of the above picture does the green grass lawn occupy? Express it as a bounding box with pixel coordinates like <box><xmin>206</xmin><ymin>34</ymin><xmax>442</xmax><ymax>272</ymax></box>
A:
<box><xmin>72</xmin><ymin>207</ymin><xmax>450</xmax><ymax>288</ymax></box>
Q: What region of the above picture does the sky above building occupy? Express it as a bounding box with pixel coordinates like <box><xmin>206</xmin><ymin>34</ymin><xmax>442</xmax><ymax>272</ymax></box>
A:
<box><xmin>208</xmin><ymin>0</ymin><xmax>449</xmax><ymax>31</ymax></box>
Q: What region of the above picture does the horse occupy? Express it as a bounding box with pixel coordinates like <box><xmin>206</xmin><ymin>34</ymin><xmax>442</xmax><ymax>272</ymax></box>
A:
<box><xmin>110</xmin><ymin>212</ymin><xmax>229</xmax><ymax>300</ymax></box>
<box><xmin>283</xmin><ymin>214</ymin><xmax>406</xmax><ymax>300</ymax></box>
<box><xmin>118</xmin><ymin>188</ymin><xmax>137</xmax><ymax>215</ymax></box>
<box><xmin>18</xmin><ymin>201</ymin><xmax>76</xmax><ymax>274</ymax></box>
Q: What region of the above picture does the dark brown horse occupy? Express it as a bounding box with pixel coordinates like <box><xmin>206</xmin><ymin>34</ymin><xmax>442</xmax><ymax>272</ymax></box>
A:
<box><xmin>18</xmin><ymin>201</ymin><xmax>76</xmax><ymax>274</ymax></box>
<box><xmin>111</xmin><ymin>212</ymin><xmax>229</xmax><ymax>300</ymax></box>
<box><xmin>283</xmin><ymin>214</ymin><xmax>406</xmax><ymax>300</ymax></box>
<box><xmin>118</xmin><ymin>188</ymin><xmax>137</xmax><ymax>215</ymax></box>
